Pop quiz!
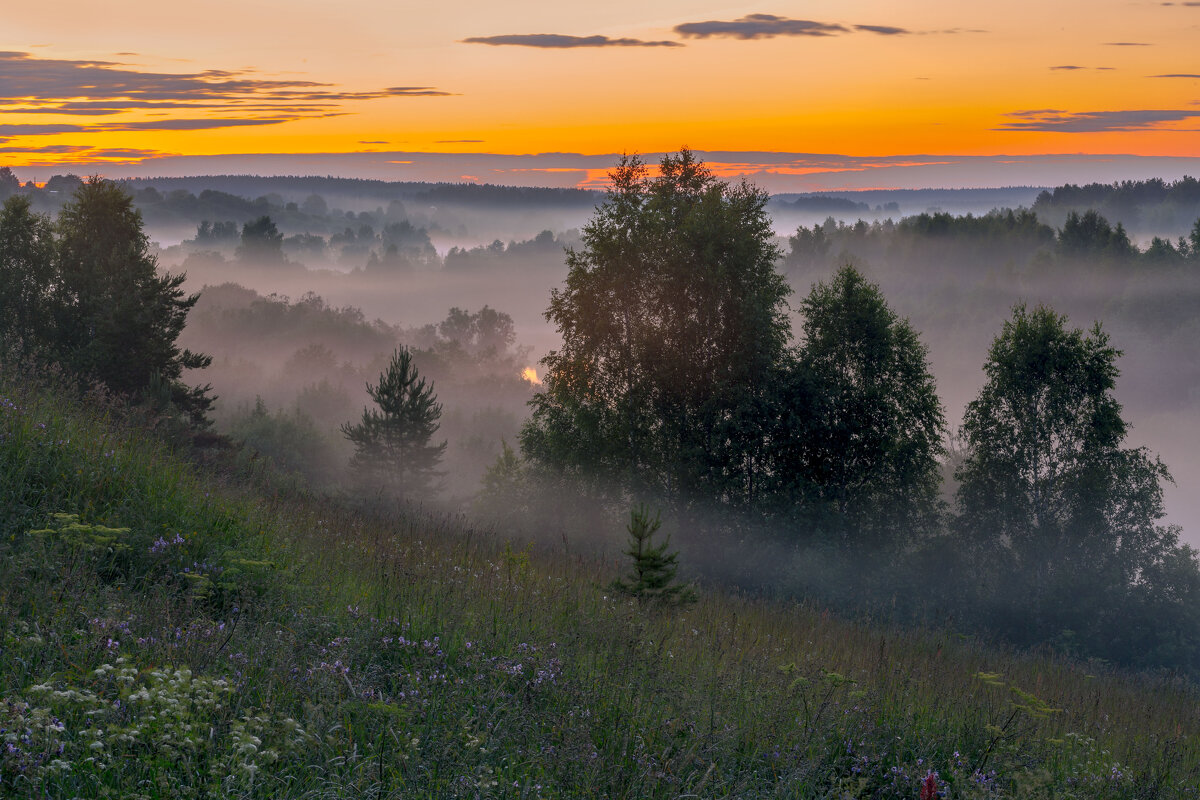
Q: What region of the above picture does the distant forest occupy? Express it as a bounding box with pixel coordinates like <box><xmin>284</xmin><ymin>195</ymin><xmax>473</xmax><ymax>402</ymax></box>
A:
<box><xmin>1032</xmin><ymin>176</ymin><xmax>1200</xmax><ymax>233</ymax></box>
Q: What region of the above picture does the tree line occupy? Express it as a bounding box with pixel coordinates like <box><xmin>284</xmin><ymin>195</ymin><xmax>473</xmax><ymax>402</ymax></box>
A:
<box><xmin>499</xmin><ymin>151</ymin><xmax>1200</xmax><ymax>673</ymax></box>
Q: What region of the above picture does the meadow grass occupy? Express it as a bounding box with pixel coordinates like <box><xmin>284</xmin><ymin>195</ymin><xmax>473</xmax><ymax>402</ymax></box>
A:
<box><xmin>1</xmin><ymin>369</ymin><xmax>1197</xmax><ymax>798</ymax></box>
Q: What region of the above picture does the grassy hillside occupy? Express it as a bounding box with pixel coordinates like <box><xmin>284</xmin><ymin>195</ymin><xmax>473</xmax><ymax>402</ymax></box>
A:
<box><xmin>1</xmin><ymin>367</ymin><xmax>1197</xmax><ymax>798</ymax></box>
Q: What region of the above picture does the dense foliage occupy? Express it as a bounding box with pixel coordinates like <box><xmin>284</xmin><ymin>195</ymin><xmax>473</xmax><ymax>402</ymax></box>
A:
<box><xmin>0</xmin><ymin>180</ymin><xmax>212</xmax><ymax>423</ymax></box>
<box><xmin>780</xmin><ymin>266</ymin><xmax>946</xmax><ymax>546</ymax></box>
<box><xmin>953</xmin><ymin>305</ymin><xmax>1196</xmax><ymax>666</ymax></box>
<box><xmin>522</xmin><ymin>150</ymin><xmax>793</xmax><ymax>504</ymax></box>
<box><xmin>522</xmin><ymin>153</ymin><xmax>947</xmax><ymax>531</ymax></box>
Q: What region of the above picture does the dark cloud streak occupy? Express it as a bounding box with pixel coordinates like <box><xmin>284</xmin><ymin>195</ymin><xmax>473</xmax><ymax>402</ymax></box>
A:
<box><xmin>854</xmin><ymin>25</ymin><xmax>910</xmax><ymax>35</ymax></box>
<box><xmin>461</xmin><ymin>34</ymin><xmax>680</xmax><ymax>48</ymax></box>
<box><xmin>674</xmin><ymin>14</ymin><xmax>847</xmax><ymax>39</ymax></box>
<box><xmin>998</xmin><ymin>108</ymin><xmax>1200</xmax><ymax>132</ymax></box>
<box><xmin>671</xmin><ymin>15</ymin><xmax>975</xmax><ymax>40</ymax></box>
<box><xmin>0</xmin><ymin>117</ymin><xmax>308</xmax><ymax>136</ymax></box>
<box><xmin>0</xmin><ymin>51</ymin><xmax>449</xmax><ymax>136</ymax></box>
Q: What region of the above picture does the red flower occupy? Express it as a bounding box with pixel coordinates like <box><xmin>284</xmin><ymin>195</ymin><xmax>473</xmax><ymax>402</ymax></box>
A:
<box><xmin>920</xmin><ymin>772</ymin><xmax>939</xmax><ymax>800</ymax></box>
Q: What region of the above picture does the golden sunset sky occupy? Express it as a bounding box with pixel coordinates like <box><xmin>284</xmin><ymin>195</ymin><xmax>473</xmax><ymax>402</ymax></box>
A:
<box><xmin>3</xmin><ymin>0</ymin><xmax>1199</xmax><ymax>189</ymax></box>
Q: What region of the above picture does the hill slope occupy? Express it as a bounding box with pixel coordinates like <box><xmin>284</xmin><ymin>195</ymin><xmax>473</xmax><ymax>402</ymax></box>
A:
<box><xmin>1</xmin><ymin>366</ymin><xmax>1196</xmax><ymax>798</ymax></box>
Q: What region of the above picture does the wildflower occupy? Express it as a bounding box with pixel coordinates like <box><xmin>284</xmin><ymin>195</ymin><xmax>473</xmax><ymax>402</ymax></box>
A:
<box><xmin>920</xmin><ymin>771</ymin><xmax>939</xmax><ymax>800</ymax></box>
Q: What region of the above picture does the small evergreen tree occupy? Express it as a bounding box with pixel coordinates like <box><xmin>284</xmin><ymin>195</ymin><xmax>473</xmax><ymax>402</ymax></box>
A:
<box><xmin>474</xmin><ymin>440</ymin><xmax>531</xmax><ymax>527</ymax></box>
<box><xmin>610</xmin><ymin>505</ymin><xmax>692</xmax><ymax>605</ymax></box>
<box><xmin>341</xmin><ymin>346</ymin><xmax>446</xmax><ymax>497</ymax></box>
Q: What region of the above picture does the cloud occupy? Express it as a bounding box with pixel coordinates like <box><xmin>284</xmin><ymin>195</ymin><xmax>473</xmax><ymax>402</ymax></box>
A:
<box><xmin>1103</xmin><ymin>41</ymin><xmax>1151</xmax><ymax>46</ymax></box>
<box><xmin>1050</xmin><ymin>65</ymin><xmax>1114</xmax><ymax>71</ymax></box>
<box><xmin>1051</xmin><ymin>65</ymin><xmax>1084</xmax><ymax>70</ymax></box>
<box><xmin>671</xmin><ymin>15</ymin><xmax>968</xmax><ymax>40</ymax></box>
<box><xmin>461</xmin><ymin>34</ymin><xmax>681</xmax><ymax>48</ymax></box>
<box><xmin>674</xmin><ymin>14</ymin><xmax>847</xmax><ymax>39</ymax></box>
<box><xmin>436</xmin><ymin>139</ymin><xmax>485</xmax><ymax>143</ymax></box>
<box><xmin>997</xmin><ymin>108</ymin><xmax>1200</xmax><ymax>132</ymax></box>
<box><xmin>854</xmin><ymin>25</ymin><xmax>910</xmax><ymax>35</ymax></box>
<box><xmin>0</xmin><ymin>51</ymin><xmax>450</xmax><ymax>134</ymax></box>
<box><xmin>0</xmin><ymin>144</ymin><xmax>93</xmax><ymax>154</ymax></box>
<box><xmin>0</xmin><ymin>117</ymin><xmax>308</xmax><ymax>136</ymax></box>
<box><xmin>0</xmin><ymin>144</ymin><xmax>164</xmax><ymax>161</ymax></box>
<box><xmin>1152</xmin><ymin>73</ymin><xmax>1200</xmax><ymax>78</ymax></box>
<box><xmin>113</xmin><ymin>117</ymin><xmax>317</xmax><ymax>131</ymax></box>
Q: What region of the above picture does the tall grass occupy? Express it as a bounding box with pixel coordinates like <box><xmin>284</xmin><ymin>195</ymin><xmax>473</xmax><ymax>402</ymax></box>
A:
<box><xmin>1</xmin><ymin>366</ymin><xmax>1196</xmax><ymax>798</ymax></box>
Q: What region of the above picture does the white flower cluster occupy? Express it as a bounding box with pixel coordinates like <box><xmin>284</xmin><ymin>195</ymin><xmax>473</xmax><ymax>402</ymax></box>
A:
<box><xmin>8</xmin><ymin>658</ymin><xmax>314</xmax><ymax>788</ymax></box>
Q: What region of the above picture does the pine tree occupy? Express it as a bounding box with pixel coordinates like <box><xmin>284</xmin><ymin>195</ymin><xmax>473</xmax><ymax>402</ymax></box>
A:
<box><xmin>610</xmin><ymin>505</ymin><xmax>692</xmax><ymax>605</ymax></box>
<box><xmin>341</xmin><ymin>346</ymin><xmax>446</xmax><ymax>497</ymax></box>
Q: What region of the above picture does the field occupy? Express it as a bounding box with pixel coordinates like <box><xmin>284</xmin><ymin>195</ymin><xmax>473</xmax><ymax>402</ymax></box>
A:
<box><xmin>2</xmin><ymin>366</ymin><xmax>1197</xmax><ymax>798</ymax></box>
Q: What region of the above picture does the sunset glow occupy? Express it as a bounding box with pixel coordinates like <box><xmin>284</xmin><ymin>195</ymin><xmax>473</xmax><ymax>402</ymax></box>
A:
<box><xmin>3</xmin><ymin>1</ymin><xmax>1198</xmax><ymax>187</ymax></box>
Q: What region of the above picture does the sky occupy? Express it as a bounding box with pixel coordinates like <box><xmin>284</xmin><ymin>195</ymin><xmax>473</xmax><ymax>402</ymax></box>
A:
<box><xmin>3</xmin><ymin>0</ymin><xmax>1200</xmax><ymax>190</ymax></box>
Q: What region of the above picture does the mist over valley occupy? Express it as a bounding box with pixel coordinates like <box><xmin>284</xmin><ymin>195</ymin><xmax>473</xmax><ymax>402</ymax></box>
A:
<box><xmin>57</xmin><ymin>172</ymin><xmax>1195</xmax><ymax>545</ymax></box>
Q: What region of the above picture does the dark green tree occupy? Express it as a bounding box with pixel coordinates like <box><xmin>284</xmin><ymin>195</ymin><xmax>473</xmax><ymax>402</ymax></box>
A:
<box><xmin>520</xmin><ymin>149</ymin><xmax>791</xmax><ymax>505</ymax></box>
<box><xmin>301</xmin><ymin>193</ymin><xmax>328</xmax><ymax>216</ymax></box>
<box><xmin>0</xmin><ymin>195</ymin><xmax>56</xmax><ymax>355</ymax></box>
<box><xmin>778</xmin><ymin>265</ymin><xmax>946</xmax><ymax>544</ymax></box>
<box><xmin>609</xmin><ymin>505</ymin><xmax>692</xmax><ymax>605</ymax></box>
<box><xmin>0</xmin><ymin>166</ymin><xmax>19</xmax><ymax>200</ymax></box>
<box><xmin>193</xmin><ymin>220</ymin><xmax>239</xmax><ymax>246</ymax></box>
<box><xmin>54</xmin><ymin>178</ymin><xmax>212</xmax><ymax>423</ymax></box>
<box><xmin>236</xmin><ymin>215</ymin><xmax>286</xmax><ymax>265</ymax></box>
<box><xmin>341</xmin><ymin>346</ymin><xmax>446</xmax><ymax>497</ymax></box>
<box><xmin>1057</xmin><ymin>210</ymin><xmax>1135</xmax><ymax>259</ymax></box>
<box><xmin>784</xmin><ymin>223</ymin><xmax>832</xmax><ymax>271</ymax></box>
<box><xmin>955</xmin><ymin>304</ymin><xmax>1185</xmax><ymax>650</ymax></box>
<box><xmin>45</xmin><ymin>174</ymin><xmax>83</xmax><ymax>195</ymax></box>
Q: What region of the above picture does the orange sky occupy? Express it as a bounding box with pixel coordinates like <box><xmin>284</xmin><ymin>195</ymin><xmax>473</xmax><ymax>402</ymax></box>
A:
<box><xmin>2</xmin><ymin>0</ymin><xmax>1199</xmax><ymax>187</ymax></box>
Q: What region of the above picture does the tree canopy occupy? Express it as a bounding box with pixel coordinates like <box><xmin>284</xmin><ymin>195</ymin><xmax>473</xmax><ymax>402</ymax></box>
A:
<box><xmin>521</xmin><ymin>149</ymin><xmax>791</xmax><ymax>504</ymax></box>
<box><xmin>236</xmin><ymin>215</ymin><xmax>286</xmax><ymax>266</ymax></box>
<box><xmin>0</xmin><ymin>195</ymin><xmax>56</xmax><ymax>355</ymax></box>
<box><xmin>779</xmin><ymin>266</ymin><xmax>946</xmax><ymax>544</ymax></box>
<box><xmin>0</xmin><ymin>179</ymin><xmax>212</xmax><ymax>424</ymax></box>
<box><xmin>955</xmin><ymin>304</ymin><xmax>1186</xmax><ymax>653</ymax></box>
<box><xmin>54</xmin><ymin>178</ymin><xmax>213</xmax><ymax>422</ymax></box>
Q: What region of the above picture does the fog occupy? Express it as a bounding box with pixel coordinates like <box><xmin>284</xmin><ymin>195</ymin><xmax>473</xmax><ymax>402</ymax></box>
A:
<box><xmin>136</xmin><ymin>176</ymin><xmax>1200</xmax><ymax>550</ymax></box>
